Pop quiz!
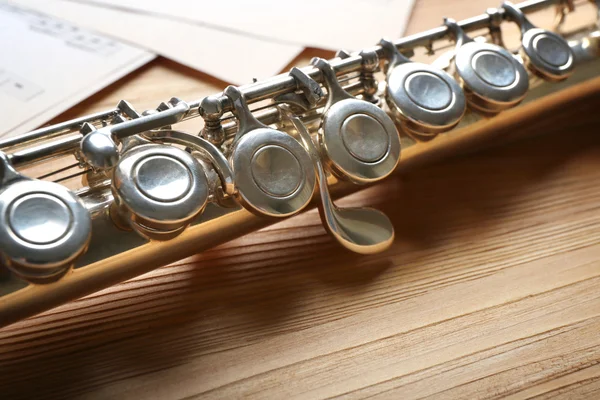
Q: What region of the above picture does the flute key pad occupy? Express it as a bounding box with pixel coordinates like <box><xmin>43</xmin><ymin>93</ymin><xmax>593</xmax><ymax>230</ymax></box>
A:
<box><xmin>230</xmin><ymin>128</ymin><xmax>315</xmax><ymax>217</ymax></box>
<box><xmin>321</xmin><ymin>101</ymin><xmax>399</xmax><ymax>183</ymax></box>
<box><xmin>386</xmin><ymin>64</ymin><xmax>465</xmax><ymax>135</ymax></box>
<box><xmin>251</xmin><ymin>144</ymin><xmax>302</xmax><ymax>197</ymax></box>
<box><xmin>502</xmin><ymin>1</ymin><xmax>574</xmax><ymax>81</ymax></box>
<box><xmin>445</xmin><ymin>18</ymin><xmax>529</xmax><ymax>113</ymax></box>
<box><xmin>224</xmin><ymin>85</ymin><xmax>315</xmax><ymax>218</ymax></box>
<box><xmin>380</xmin><ymin>38</ymin><xmax>465</xmax><ymax>136</ymax></box>
<box><xmin>0</xmin><ymin>153</ymin><xmax>91</xmax><ymax>283</ymax></box>
<box><xmin>111</xmin><ymin>143</ymin><xmax>208</xmax><ymax>240</ymax></box>
<box><xmin>340</xmin><ymin>113</ymin><xmax>389</xmax><ymax>163</ymax></box>
<box><xmin>523</xmin><ymin>30</ymin><xmax>574</xmax><ymax>80</ymax></box>
<box><xmin>313</xmin><ymin>57</ymin><xmax>400</xmax><ymax>184</ymax></box>
<box><xmin>456</xmin><ymin>42</ymin><xmax>529</xmax><ymax>111</ymax></box>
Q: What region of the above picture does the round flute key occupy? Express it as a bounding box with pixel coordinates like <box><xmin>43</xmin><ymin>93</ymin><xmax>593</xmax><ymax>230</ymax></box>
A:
<box><xmin>521</xmin><ymin>28</ymin><xmax>574</xmax><ymax>81</ymax></box>
<box><xmin>231</xmin><ymin>128</ymin><xmax>315</xmax><ymax>217</ymax></box>
<box><xmin>502</xmin><ymin>1</ymin><xmax>574</xmax><ymax>81</ymax></box>
<box><xmin>224</xmin><ymin>85</ymin><xmax>315</xmax><ymax>217</ymax></box>
<box><xmin>341</xmin><ymin>114</ymin><xmax>389</xmax><ymax>162</ymax></box>
<box><xmin>281</xmin><ymin>106</ymin><xmax>395</xmax><ymax>254</ymax></box>
<box><xmin>379</xmin><ymin>39</ymin><xmax>465</xmax><ymax>136</ymax></box>
<box><xmin>112</xmin><ymin>143</ymin><xmax>208</xmax><ymax>240</ymax></box>
<box><xmin>312</xmin><ymin>57</ymin><xmax>400</xmax><ymax>184</ymax></box>
<box><xmin>472</xmin><ymin>51</ymin><xmax>517</xmax><ymax>86</ymax></box>
<box><xmin>0</xmin><ymin>178</ymin><xmax>91</xmax><ymax>283</ymax></box>
<box><xmin>251</xmin><ymin>145</ymin><xmax>302</xmax><ymax>197</ymax></box>
<box><xmin>445</xmin><ymin>18</ymin><xmax>529</xmax><ymax>113</ymax></box>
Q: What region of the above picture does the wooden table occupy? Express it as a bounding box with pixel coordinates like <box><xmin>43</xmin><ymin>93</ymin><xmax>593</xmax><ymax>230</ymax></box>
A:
<box><xmin>2</xmin><ymin>1</ymin><xmax>600</xmax><ymax>399</ymax></box>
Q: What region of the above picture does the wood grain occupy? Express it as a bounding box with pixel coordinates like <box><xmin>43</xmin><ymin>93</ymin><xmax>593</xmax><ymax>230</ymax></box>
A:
<box><xmin>2</xmin><ymin>1</ymin><xmax>600</xmax><ymax>399</ymax></box>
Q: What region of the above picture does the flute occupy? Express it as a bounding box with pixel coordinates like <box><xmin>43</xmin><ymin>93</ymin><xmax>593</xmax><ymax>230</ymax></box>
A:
<box><xmin>0</xmin><ymin>0</ymin><xmax>599</xmax><ymax>327</ymax></box>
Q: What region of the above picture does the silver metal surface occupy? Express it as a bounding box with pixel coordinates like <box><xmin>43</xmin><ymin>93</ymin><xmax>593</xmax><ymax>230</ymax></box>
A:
<box><xmin>503</xmin><ymin>1</ymin><xmax>575</xmax><ymax>81</ymax></box>
<box><xmin>225</xmin><ymin>86</ymin><xmax>315</xmax><ymax>217</ymax></box>
<box><xmin>0</xmin><ymin>108</ymin><xmax>119</xmax><ymax>151</ymax></box>
<box><xmin>487</xmin><ymin>7</ymin><xmax>506</xmax><ymax>47</ymax></box>
<box><xmin>0</xmin><ymin>153</ymin><xmax>91</xmax><ymax>283</ymax></box>
<box><xmin>313</xmin><ymin>58</ymin><xmax>400</xmax><ymax>184</ymax></box>
<box><xmin>380</xmin><ymin>38</ymin><xmax>466</xmax><ymax>136</ymax></box>
<box><xmin>79</xmin><ymin>123</ymin><xmax>120</xmax><ymax>171</ymax></box>
<box><xmin>80</xmin><ymin>98</ymin><xmax>190</xmax><ymax>170</ymax></box>
<box><xmin>405</xmin><ymin>74</ymin><xmax>453</xmax><ymax>110</ymax></box>
<box><xmin>472</xmin><ymin>52</ymin><xmax>517</xmax><ymax>86</ymax></box>
<box><xmin>282</xmin><ymin>106</ymin><xmax>394</xmax><ymax>254</ymax></box>
<box><xmin>111</xmin><ymin>143</ymin><xmax>208</xmax><ymax>240</ymax></box>
<box><xmin>251</xmin><ymin>145</ymin><xmax>302</xmax><ymax>197</ymax></box>
<box><xmin>341</xmin><ymin>114</ymin><xmax>389</xmax><ymax>162</ymax></box>
<box><xmin>446</xmin><ymin>18</ymin><xmax>530</xmax><ymax>113</ymax></box>
<box><xmin>142</xmin><ymin>130</ymin><xmax>235</xmax><ymax>196</ymax></box>
<box><xmin>273</xmin><ymin>67</ymin><xmax>324</xmax><ymax>111</ymax></box>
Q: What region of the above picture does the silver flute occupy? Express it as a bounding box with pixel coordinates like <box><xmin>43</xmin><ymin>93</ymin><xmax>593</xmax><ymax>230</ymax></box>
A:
<box><xmin>1</xmin><ymin>0</ymin><xmax>599</xmax><ymax>327</ymax></box>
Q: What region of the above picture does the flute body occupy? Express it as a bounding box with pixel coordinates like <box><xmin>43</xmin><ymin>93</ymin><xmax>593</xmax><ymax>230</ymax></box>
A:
<box><xmin>0</xmin><ymin>0</ymin><xmax>599</xmax><ymax>327</ymax></box>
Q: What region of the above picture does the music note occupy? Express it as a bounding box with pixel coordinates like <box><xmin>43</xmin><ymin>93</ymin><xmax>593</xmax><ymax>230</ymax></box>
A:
<box><xmin>65</xmin><ymin>31</ymin><xmax>121</xmax><ymax>56</ymax></box>
<box><xmin>0</xmin><ymin>71</ymin><xmax>43</xmax><ymax>102</ymax></box>
<box><xmin>21</xmin><ymin>5</ymin><xmax>122</xmax><ymax>57</ymax></box>
<box><xmin>0</xmin><ymin>1</ymin><xmax>154</xmax><ymax>138</ymax></box>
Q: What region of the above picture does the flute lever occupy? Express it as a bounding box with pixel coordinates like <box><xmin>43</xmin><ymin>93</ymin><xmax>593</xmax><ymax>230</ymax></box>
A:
<box><xmin>280</xmin><ymin>106</ymin><xmax>394</xmax><ymax>254</ymax></box>
<box><xmin>273</xmin><ymin>67</ymin><xmax>324</xmax><ymax>111</ymax></box>
<box><xmin>80</xmin><ymin>98</ymin><xmax>190</xmax><ymax>171</ymax></box>
<box><xmin>224</xmin><ymin>86</ymin><xmax>316</xmax><ymax>218</ymax></box>
<box><xmin>502</xmin><ymin>1</ymin><xmax>574</xmax><ymax>81</ymax></box>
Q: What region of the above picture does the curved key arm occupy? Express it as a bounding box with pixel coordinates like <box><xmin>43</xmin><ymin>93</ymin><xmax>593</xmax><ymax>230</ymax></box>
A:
<box><xmin>142</xmin><ymin>129</ymin><xmax>236</xmax><ymax>197</ymax></box>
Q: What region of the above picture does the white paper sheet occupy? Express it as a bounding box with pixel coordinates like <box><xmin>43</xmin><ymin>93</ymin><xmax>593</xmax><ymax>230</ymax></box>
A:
<box><xmin>0</xmin><ymin>1</ymin><xmax>155</xmax><ymax>138</ymax></box>
<box><xmin>70</xmin><ymin>0</ymin><xmax>416</xmax><ymax>51</ymax></box>
<box><xmin>18</xmin><ymin>0</ymin><xmax>305</xmax><ymax>85</ymax></box>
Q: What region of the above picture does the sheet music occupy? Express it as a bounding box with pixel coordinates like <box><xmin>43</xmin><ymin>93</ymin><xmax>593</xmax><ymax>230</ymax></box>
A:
<box><xmin>69</xmin><ymin>0</ymin><xmax>416</xmax><ymax>51</ymax></box>
<box><xmin>0</xmin><ymin>1</ymin><xmax>154</xmax><ymax>138</ymax></box>
<box><xmin>18</xmin><ymin>0</ymin><xmax>305</xmax><ymax>85</ymax></box>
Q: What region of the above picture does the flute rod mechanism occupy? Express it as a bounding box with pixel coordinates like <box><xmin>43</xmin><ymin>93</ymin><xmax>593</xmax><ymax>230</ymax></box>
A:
<box><xmin>198</xmin><ymin>0</ymin><xmax>560</xmax><ymax>113</ymax></box>
<box><xmin>0</xmin><ymin>0</ymin><xmax>561</xmax><ymax>158</ymax></box>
